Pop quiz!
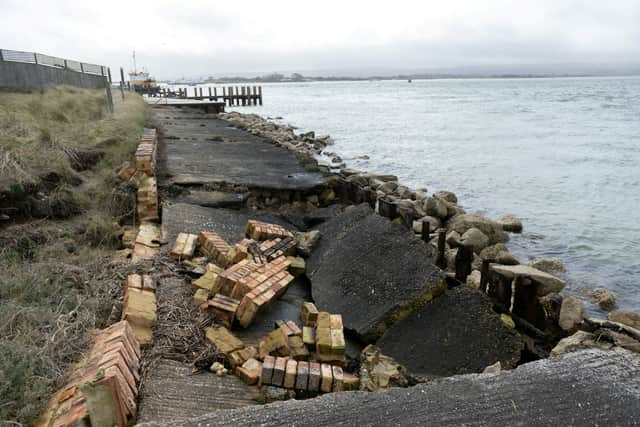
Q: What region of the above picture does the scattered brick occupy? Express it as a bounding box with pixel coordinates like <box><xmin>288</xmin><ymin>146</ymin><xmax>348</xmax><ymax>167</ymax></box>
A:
<box><xmin>205</xmin><ymin>326</ymin><xmax>244</xmax><ymax>355</ymax></box>
<box><xmin>192</xmin><ymin>288</ymin><xmax>209</xmax><ymax>306</ymax></box>
<box><xmin>199</xmin><ymin>294</ymin><xmax>239</xmax><ymax>327</ymax></box>
<box><xmin>258</xmin><ymin>327</ymin><xmax>290</xmax><ymax>359</ymax></box>
<box><xmin>170</xmin><ymin>233</ymin><xmax>198</xmax><ymax>260</ymax></box>
<box><xmin>199</xmin><ymin>231</ymin><xmax>232</xmax><ymax>265</ymax></box>
<box><xmin>261</xmin><ymin>356</ymin><xmax>275</xmax><ymax>385</ymax></box>
<box><xmin>228</xmin><ymin>346</ymin><xmax>258</xmax><ymax>369</ymax></box>
<box><xmin>308</xmin><ymin>362</ymin><xmax>321</xmax><ymax>392</ymax></box>
<box><xmin>302</xmin><ymin>326</ymin><xmax>315</xmax><ymax>349</ymax></box>
<box><xmin>272</xmin><ymin>357</ymin><xmax>287</xmax><ymax>386</ymax></box>
<box><xmin>301</xmin><ymin>302</ymin><xmax>319</xmax><ymax>327</ymax></box>
<box><xmin>332</xmin><ymin>366</ymin><xmax>344</xmax><ymax>392</ymax></box>
<box><xmin>320</xmin><ymin>363</ymin><xmax>334</xmax><ymax>393</ymax></box>
<box><xmin>192</xmin><ymin>271</ymin><xmax>221</xmax><ymax>293</ymax></box>
<box><xmin>237</xmin><ymin>358</ymin><xmax>262</xmax><ymax>385</ymax></box>
<box><xmin>284</xmin><ymin>359</ymin><xmax>298</xmax><ymax>389</ymax></box>
<box><xmin>245</xmin><ymin>219</ymin><xmax>293</xmax><ymax>241</ymax></box>
<box><xmin>295</xmin><ymin>361</ymin><xmax>309</xmax><ymax>390</ymax></box>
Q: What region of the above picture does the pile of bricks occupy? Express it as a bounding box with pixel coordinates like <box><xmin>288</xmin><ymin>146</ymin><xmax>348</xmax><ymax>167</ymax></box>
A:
<box><xmin>137</xmin><ymin>176</ymin><xmax>159</xmax><ymax>223</ymax></box>
<box><xmin>170</xmin><ymin>232</ymin><xmax>198</xmax><ymax>260</ymax></box>
<box><xmin>122</xmin><ymin>274</ymin><xmax>157</xmax><ymax>346</ymax></box>
<box><xmin>200</xmin><ymin>294</ymin><xmax>240</xmax><ymax>328</ymax></box>
<box><xmin>261</xmin><ymin>356</ymin><xmax>345</xmax><ymax>393</ymax></box>
<box><xmin>236</xmin><ymin>265</ymin><xmax>295</xmax><ymax>327</ymax></box>
<box><xmin>38</xmin><ymin>321</ymin><xmax>141</xmax><ymax>427</ymax></box>
<box><xmin>135</xmin><ymin>128</ymin><xmax>157</xmax><ymax>176</ymax></box>
<box><xmin>199</xmin><ymin>231</ymin><xmax>232</xmax><ymax>265</ymax></box>
<box><xmin>315</xmin><ymin>311</ymin><xmax>346</xmax><ymax>365</ymax></box>
<box><xmin>245</xmin><ymin>220</ymin><xmax>293</xmax><ymax>241</ymax></box>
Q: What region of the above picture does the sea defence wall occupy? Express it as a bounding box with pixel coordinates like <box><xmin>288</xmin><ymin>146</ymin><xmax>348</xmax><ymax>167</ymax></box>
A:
<box><xmin>0</xmin><ymin>49</ymin><xmax>109</xmax><ymax>90</ymax></box>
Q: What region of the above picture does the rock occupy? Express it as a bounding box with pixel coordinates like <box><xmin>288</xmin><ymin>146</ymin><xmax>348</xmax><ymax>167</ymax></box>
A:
<box><xmin>550</xmin><ymin>331</ymin><xmax>605</xmax><ymax>357</ymax></box>
<box><xmin>447</xmin><ymin>214</ymin><xmax>509</xmax><ymax>245</ymax></box>
<box><xmin>421</xmin><ymin>216</ymin><xmax>442</xmax><ymax>233</ymax></box>
<box><xmin>425</xmin><ymin>197</ymin><xmax>448</xmax><ymax>219</ymax></box>
<box><xmin>359</xmin><ymin>345</ymin><xmax>411</xmax><ymax>391</ymax></box>
<box><xmin>558</xmin><ymin>296</ymin><xmax>585</xmax><ymax>332</ymax></box>
<box><xmin>210</xmin><ymin>361</ymin><xmax>225</xmax><ymax>373</ymax></box>
<box><xmin>377</xmin><ymin>286</ymin><xmax>523</xmax><ymax>377</ymax></box>
<box><xmin>261</xmin><ymin>385</ymin><xmax>295</xmax><ymax>402</ymax></box>
<box><xmin>500</xmin><ymin>314</ymin><xmax>516</xmax><ymax>329</ymax></box>
<box><xmin>434</xmin><ymin>191</ymin><xmax>458</xmax><ymax>204</ymax></box>
<box><xmin>396</xmin><ymin>186</ymin><xmax>415</xmax><ymax>200</ymax></box>
<box><xmin>482</xmin><ymin>361</ymin><xmax>501</xmax><ymax>374</ymax></box>
<box><xmin>495</xmin><ymin>251</ymin><xmax>519</xmax><ymax>265</ymax></box>
<box><xmin>491</xmin><ymin>264</ymin><xmax>565</xmax><ymax>297</ymax></box>
<box><xmin>589</xmin><ymin>288</ymin><xmax>617</xmax><ymax>311</ymax></box>
<box><xmin>528</xmin><ymin>258</ymin><xmax>566</xmax><ymax>278</ymax></box>
<box><xmin>306</xmin><ymin>204</ymin><xmax>445</xmax><ymax>342</ymax></box>
<box><xmin>319</xmin><ymin>189</ymin><xmax>336</xmax><ymax>205</ymax></box>
<box><xmin>479</xmin><ymin>243</ymin><xmax>508</xmax><ymax>260</ymax></box>
<box><xmin>466</xmin><ymin>270</ymin><xmax>482</xmax><ymax>289</ymax></box>
<box><xmin>446</xmin><ymin>231</ymin><xmax>461</xmax><ymax>248</ymax></box>
<box><xmin>460</xmin><ymin>227</ymin><xmax>490</xmax><ymax>253</ymax></box>
<box><xmin>608</xmin><ymin>311</ymin><xmax>640</xmax><ymax>330</ymax></box>
<box><xmin>296</xmin><ymin>230</ymin><xmax>321</xmax><ymax>257</ymax></box>
<box><xmin>495</xmin><ymin>215</ymin><xmax>523</xmax><ymax>233</ymax></box>
<box><xmin>379</xmin><ymin>181</ymin><xmax>398</xmax><ymax>194</ymax></box>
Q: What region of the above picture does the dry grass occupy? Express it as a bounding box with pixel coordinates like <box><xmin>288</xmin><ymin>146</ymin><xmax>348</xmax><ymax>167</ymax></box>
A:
<box><xmin>0</xmin><ymin>87</ymin><xmax>147</xmax><ymax>424</ymax></box>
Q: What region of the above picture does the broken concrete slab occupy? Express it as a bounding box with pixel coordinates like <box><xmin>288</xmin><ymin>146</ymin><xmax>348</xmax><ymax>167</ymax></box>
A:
<box><xmin>491</xmin><ymin>263</ymin><xmax>565</xmax><ymax>296</ymax></box>
<box><xmin>156</xmin><ymin>111</ymin><xmax>325</xmax><ymax>191</ymax></box>
<box><xmin>377</xmin><ymin>285</ymin><xmax>524</xmax><ymax>377</ymax></box>
<box><xmin>306</xmin><ymin>204</ymin><xmax>445</xmax><ymax>342</ymax></box>
<box><xmin>138</xmin><ymin>349</ymin><xmax>640</xmax><ymax>427</ymax></box>
<box><xmin>174</xmin><ymin>190</ymin><xmax>249</xmax><ymax>209</ymax></box>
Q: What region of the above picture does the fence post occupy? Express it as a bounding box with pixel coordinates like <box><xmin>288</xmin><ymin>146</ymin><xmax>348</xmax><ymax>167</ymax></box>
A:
<box><xmin>80</xmin><ymin>63</ymin><xmax>84</xmax><ymax>73</ymax></box>
<box><xmin>119</xmin><ymin>67</ymin><xmax>125</xmax><ymax>99</ymax></box>
<box><xmin>436</xmin><ymin>229</ymin><xmax>447</xmax><ymax>269</ymax></box>
<box><xmin>0</xmin><ymin>50</ymin><xmax>3</xmax><ymax>61</ymax></box>
<box><xmin>33</xmin><ymin>52</ymin><xmax>38</xmax><ymax>64</ymax></box>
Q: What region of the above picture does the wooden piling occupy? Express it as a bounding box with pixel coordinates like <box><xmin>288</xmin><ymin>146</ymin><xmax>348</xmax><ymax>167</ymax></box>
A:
<box><xmin>214</xmin><ymin>87</ymin><xmax>217</xmax><ymax>100</ymax></box>
<box><xmin>258</xmin><ymin>86</ymin><xmax>263</xmax><ymax>105</ymax></box>
<box><xmin>241</xmin><ymin>86</ymin><xmax>246</xmax><ymax>106</ymax></box>
<box><xmin>119</xmin><ymin>67</ymin><xmax>125</xmax><ymax>99</ymax></box>
<box><xmin>421</xmin><ymin>220</ymin><xmax>431</xmax><ymax>243</ymax></box>
<box><xmin>436</xmin><ymin>229</ymin><xmax>447</xmax><ymax>269</ymax></box>
<box><xmin>480</xmin><ymin>259</ymin><xmax>493</xmax><ymax>293</ymax></box>
<box><xmin>454</xmin><ymin>243</ymin><xmax>474</xmax><ymax>283</ymax></box>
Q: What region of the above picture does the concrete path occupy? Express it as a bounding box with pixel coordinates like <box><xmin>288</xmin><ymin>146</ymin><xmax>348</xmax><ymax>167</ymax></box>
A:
<box><xmin>138</xmin><ymin>349</ymin><xmax>640</xmax><ymax>426</ymax></box>
<box><xmin>153</xmin><ymin>106</ymin><xmax>324</xmax><ymax>190</ymax></box>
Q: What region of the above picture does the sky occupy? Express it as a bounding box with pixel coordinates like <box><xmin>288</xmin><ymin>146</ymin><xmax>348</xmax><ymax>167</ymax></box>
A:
<box><xmin>1</xmin><ymin>0</ymin><xmax>639</xmax><ymax>80</ymax></box>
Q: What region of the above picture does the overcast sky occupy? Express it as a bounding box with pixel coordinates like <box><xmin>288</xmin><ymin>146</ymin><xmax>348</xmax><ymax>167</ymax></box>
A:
<box><xmin>1</xmin><ymin>0</ymin><xmax>639</xmax><ymax>79</ymax></box>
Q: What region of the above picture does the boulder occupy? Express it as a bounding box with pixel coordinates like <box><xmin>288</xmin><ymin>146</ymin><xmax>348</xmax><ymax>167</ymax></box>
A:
<box><xmin>495</xmin><ymin>251</ymin><xmax>519</xmax><ymax>265</ymax></box>
<box><xmin>379</xmin><ymin>181</ymin><xmax>398</xmax><ymax>194</ymax></box>
<box><xmin>377</xmin><ymin>286</ymin><xmax>523</xmax><ymax>377</ymax></box>
<box><xmin>558</xmin><ymin>296</ymin><xmax>585</xmax><ymax>332</ymax></box>
<box><xmin>306</xmin><ymin>204</ymin><xmax>445</xmax><ymax>342</ymax></box>
<box><xmin>482</xmin><ymin>361</ymin><xmax>502</xmax><ymax>374</ymax></box>
<box><xmin>422</xmin><ymin>216</ymin><xmax>442</xmax><ymax>233</ymax></box>
<box><xmin>295</xmin><ymin>230</ymin><xmax>321</xmax><ymax>257</ymax></box>
<box><xmin>491</xmin><ymin>264</ymin><xmax>565</xmax><ymax>297</ymax></box>
<box><xmin>466</xmin><ymin>270</ymin><xmax>482</xmax><ymax>289</ymax></box>
<box><xmin>480</xmin><ymin>243</ymin><xmax>508</xmax><ymax>260</ymax></box>
<box><xmin>359</xmin><ymin>345</ymin><xmax>411</xmax><ymax>391</ymax></box>
<box><xmin>433</xmin><ymin>191</ymin><xmax>458</xmax><ymax>204</ymax></box>
<box><xmin>447</xmin><ymin>214</ymin><xmax>509</xmax><ymax>245</ymax></box>
<box><xmin>550</xmin><ymin>331</ymin><xmax>605</xmax><ymax>357</ymax></box>
<box><xmin>446</xmin><ymin>230</ymin><xmax>461</xmax><ymax>248</ymax></box>
<box><xmin>589</xmin><ymin>288</ymin><xmax>617</xmax><ymax>311</ymax></box>
<box><xmin>460</xmin><ymin>227</ymin><xmax>490</xmax><ymax>253</ymax></box>
<box><xmin>425</xmin><ymin>197</ymin><xmax>448</xmax><ymax>219</ymax></box>
<box><xmin>528</xmin><ymin>258</ymin><xmax>566</xmax><ymax>278</ymax></box>
<box><xmin>608</xmin><ymin>311</ymin><xmax>640</xmax><ymax>330</ymax></box>
<box><xmin>495</xmin><ymin>215</ymin><xmax>523</xmax><ymax>233</ymax></box>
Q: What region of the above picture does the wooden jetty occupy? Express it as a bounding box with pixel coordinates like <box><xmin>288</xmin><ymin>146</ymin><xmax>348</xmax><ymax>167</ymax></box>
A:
<box><xmin>149</xmin><ymin>85</ymin><xmax>263</xmax><ymax>107</ymax></box>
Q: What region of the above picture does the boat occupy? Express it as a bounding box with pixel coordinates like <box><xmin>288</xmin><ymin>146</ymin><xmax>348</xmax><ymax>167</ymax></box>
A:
<box><xmin>128</xmin><ymin>51</ymin><xmax>159</xmax><ymax>95</ymax></box>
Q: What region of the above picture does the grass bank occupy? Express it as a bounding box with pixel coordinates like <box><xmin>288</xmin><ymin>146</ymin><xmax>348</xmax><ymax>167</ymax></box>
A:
<box><xmin>0</xmin><ymin>86</ymin><xmax>148</xmax><ymax>423</ymax></box>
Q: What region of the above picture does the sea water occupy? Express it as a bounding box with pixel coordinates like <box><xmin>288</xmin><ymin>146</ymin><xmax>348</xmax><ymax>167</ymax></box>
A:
<box><xmin>228</xmin><ymin>76</ymin><xmax>640</xmax><ymax>311</ymax></box>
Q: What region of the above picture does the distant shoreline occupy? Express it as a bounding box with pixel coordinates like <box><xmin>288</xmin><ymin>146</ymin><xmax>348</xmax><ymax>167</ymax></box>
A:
<box><xmin>162</xmin><ymin>73</ymin><xmax>640</xmax><ymax>85</ymax></box>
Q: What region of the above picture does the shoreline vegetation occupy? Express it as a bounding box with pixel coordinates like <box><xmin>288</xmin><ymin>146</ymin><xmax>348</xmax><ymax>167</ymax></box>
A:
<box><xmin>0</xmin><ymin>87</ymin><xmax>147</xmax><ymax>423</ymax></box>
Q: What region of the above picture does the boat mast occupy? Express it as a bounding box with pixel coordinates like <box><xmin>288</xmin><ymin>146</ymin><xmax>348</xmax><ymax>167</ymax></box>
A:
<box><xmin>133</xmin><ymin>50</ymin><xmax>137</xmax><ymax>73</ymax></box>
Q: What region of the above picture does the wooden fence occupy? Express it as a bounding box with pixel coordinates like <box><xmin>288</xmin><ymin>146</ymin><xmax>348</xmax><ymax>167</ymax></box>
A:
<box><xmin>0</xmin><ymin>49</ymin><xmax>111</xmax><ymax>80</ymax></box>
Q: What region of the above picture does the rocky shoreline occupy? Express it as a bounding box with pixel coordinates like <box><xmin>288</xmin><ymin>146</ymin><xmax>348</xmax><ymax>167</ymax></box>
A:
<box><xmin>220</xmin><ymin>110</ymin><xmax>640</xmax><ymax>357</ymax></box>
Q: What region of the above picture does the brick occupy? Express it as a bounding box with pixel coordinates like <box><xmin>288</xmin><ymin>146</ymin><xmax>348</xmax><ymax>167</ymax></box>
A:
<box><xmin>288</xmin><ymin>336</ymin><xmax>310</xmax><ymax>361</ymax></box>
<box><xmin>200</xmin><ymin>294</ymin><xmax>239</xmax><ymax>327</ymax></box>
<box><xmin>295</xmin><ymin>361</ymin><xmax>309</xmax><ymax>390</ymax></box>
<box><xmin>315</xmin><ymin>327</ymin><xmax>332</xmax><ymax>353</ymax></box>
<box><xmin>343</xmin><ymin>372</ymin><xmax>360</xmax><ymax>391</ymax></box>
<box><xmin>217</xmin><ymin>259</ymin><xmax>261</xmax><ymax>296</ymax></box>
<box><xmin>261</xmin><ymin>356</ymin><xmax>275</xmax><ymax>385</ymax></box>
<box><xmin>271</xmin><ymin>357</ymin><xmax>287</xmax><ymax>386</ymax></box>
<box><xmin>258</xmin><ymin>327</ymin><xmax>290</xmax><ymax>359</ymax></box>
<box><xmin>330</xmin><ymin>329</ymin><xmax>346</xmax><ymax>353</ymax></box>
<box><xmin>308</xmin><ymin>362</ymin><xmax>321</xmax><ymax>392</ymax></box>
<box><xmin>332</xmin><ymin>366</ymin><xmax>344</xmax><ymax>392</ymax></box>
<box><xmin>320</xmin><ymin>364</ymin><xmax>333</xmax><ymax>393</ymax></box>
<box><xmin>245</xmin><ymin>220</ymin><xmax>292</xmax><ymax>241</ymax></box>
<box><xmin>237</xmin><ymin>358</ymin><xmax>262</xmax><ymax>385</ymax></box>
<box><xmin>205</xmin><ymin>326</ymin><xmax>244</xmax><ymax>355</ymax></box>
<box><xmin>141</xmin><ymin>275</ymin><xmax>157</xmax><ymax>293</ymax></box>
<box><xmin>330</xmin><ymin>314</ymin><xmax>343</xmax><ymax>330</ymax></box>
<box><xmin>199</xmin><ymin>231</ymin><xmax>231</xmax><ymax>263</ymax></box>
<box><xmin>228</xmin><ymin>346</ymin><xmax>257</xmax><ymax>369</ymax></box>
<box><xmin>170</xmin><ymin>233</ymin><xmax>197</xmax><ymax>259</ymax></box>
<box><xmin>122</xmin><ymin>288</ymin><xmax>157</xmax><ymax>328</ymax></box>
<box><xmin>137</xmin><ymin>176</ymin><xmax>159</xmax><ymax>222</ymax></box>
<box><xmin>285</xmin><ymin>320</ymin><xmax>302</xmax><ymax>336</ymax></box>
<box><xmin>193</xmin><ymin>289</ymin><xmax>209</xmax><ymax>306</ymax></box>
<box><xmin>316</xmin><ymin>311</ymin><xmax>331</xmax><ymax>329</ymax></box>
<box><xmin>192</xmin><ymin>271</ymin><xmax>221</xmax><ymax>293</ymax></box>
<box><xmin>129</xmin><ymin>324</ymin><xmax>153</xmax><ymax>347</ymax></box>
<box><xmin>283</xmin><ymin>359</ymin><xmax>298</xmax><ymax>389</ymax></box>
<box><xmin>301</xmin><ymin>302</ymin><xmax>319</xmax><ymax>327</ymax></box>
<box><xmin>287</xmin><ymin>256</ymin><xmax>306</xmax><ymax>277</ymax></box>
<box><xmin>302</xmin><ymin>326</ymin><xmax>315</xmax><ymax>348</ymax></box>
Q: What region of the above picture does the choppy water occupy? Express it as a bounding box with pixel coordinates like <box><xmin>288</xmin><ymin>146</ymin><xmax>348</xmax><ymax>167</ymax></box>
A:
<box><xmin>227</xmin><ymin>77</ymin><xmax>640</xmax><ymax>311</ymax></box>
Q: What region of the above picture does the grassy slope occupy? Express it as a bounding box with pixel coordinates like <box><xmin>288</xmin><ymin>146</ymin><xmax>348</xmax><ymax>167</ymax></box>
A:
<box><xmin>0</xmin><ymin>87</ymin><xmax>147</xmax><ymax>423</ymax></box>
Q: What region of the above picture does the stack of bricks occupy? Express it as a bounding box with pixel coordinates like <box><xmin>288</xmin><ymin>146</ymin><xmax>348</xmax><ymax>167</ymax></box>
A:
<box><xmin>258</xmin><ymin>237</ymin><xmax>298</xmax><ymax>261</ymax></box>
<box><xmin>137</xmin><ymin>175</ymin><xmax>159</xmax><ymax>223</ymax></box>
<box><xmin>199</xmin><ymin>294</ymin><xmax>240</xmax><ymax>327</ymax></box>
<box><xmin>245</xmin><ymin>220</ymin><xmax>293</xmax><ymax>241</ymax></box>
<box><xmin>261</xmin><ymin>356</ymin><xmax>344</xmax><ymax>393</ymax></box>
<box><xmin>170</xmin><ymin>233</ymin><xmax>198</xmax><ymax>260</ymax></box>
<box><xmin>230</xmin><ymin>256</ymin><xmax>291</xmax><ymax>300</ymax></box>
<box><xmin>199</xmin><ymin>231</ymin><xmax>232</xmax><ymax>266</ymax></box>
<box><xmin>122</xmin><ymin>274</ymin><xmax>157</xmax><ymax>347</ymax></box>
<box><xmin>236</xmin><ymin>265</ymin><xmax>295</xmax><ymax>328</ymax></box>
<box><xmin>38</xmin><ymin>321</ymin><xmax>141</xmax><ymax>427</ymax></box>
<box><xmin>315</xmin><ymin>312</ymin><xmax>346</xmax><ymax>365</ymax></box>
<box><xmin>135</xmin><ymin>128</ymin><xmax>157</xmax><ymax>177</ymax></box>
<box><xmin>216</xmin><ymin>258</ymin><xmax>262</xmax><ymax>295</ymax></box>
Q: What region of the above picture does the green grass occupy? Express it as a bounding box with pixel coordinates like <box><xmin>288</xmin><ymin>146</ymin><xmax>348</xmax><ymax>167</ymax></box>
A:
<box><xmin>0</xmin><ymin>87</ymin><xmax>147</xmax><ymax>424</ymax></box>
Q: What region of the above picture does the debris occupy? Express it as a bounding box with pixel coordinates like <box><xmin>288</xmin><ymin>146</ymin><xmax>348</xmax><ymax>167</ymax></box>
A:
<box><xmin>359</xmin><ymin>345</ymin><xmax>411</xmax><ymax>391</ymax></box>
<box><xmin>205</xmin><ymin>326</ymin><xmax>244</xmax><ymax>355</ymax></box>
